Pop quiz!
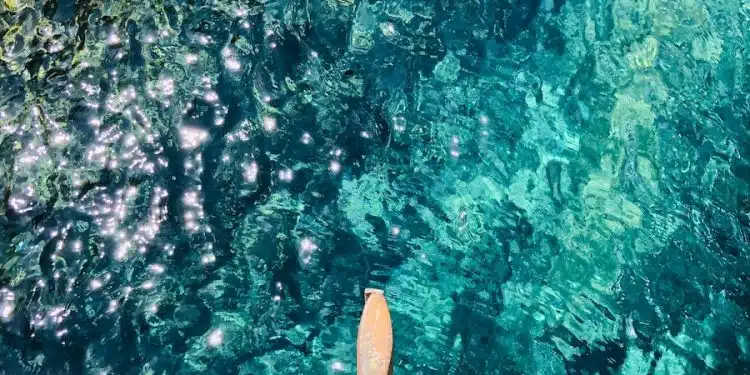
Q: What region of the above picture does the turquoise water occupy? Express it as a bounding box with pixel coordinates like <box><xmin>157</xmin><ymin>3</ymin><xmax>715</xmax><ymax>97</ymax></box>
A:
<box><xmin>1</xmin><ymin>0</ymin><xmax>749</xmax><ymax>373</ymax></box>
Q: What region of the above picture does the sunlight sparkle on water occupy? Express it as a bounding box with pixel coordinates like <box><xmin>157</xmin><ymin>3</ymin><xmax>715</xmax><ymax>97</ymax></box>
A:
<box><xmin>262</xmin><ymin>116</ymin><xmax>277</xmax><ymax>132</ymax></box>
<box><xmin>207</xmin><ymin>329</ymin><xmax>224</xmax><ymax>347</ymax></box>
<box><xmin>179</xmin><ymin>126</ymin><xmax>209</xmax><ymax>149</ymax></box>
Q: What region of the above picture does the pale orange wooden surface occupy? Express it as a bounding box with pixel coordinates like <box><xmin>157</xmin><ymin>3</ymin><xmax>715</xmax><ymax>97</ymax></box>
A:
<box><xmin>357</xmin><ymin>288</ymin><xmax>393</xmax><ymax>375</ymax></box>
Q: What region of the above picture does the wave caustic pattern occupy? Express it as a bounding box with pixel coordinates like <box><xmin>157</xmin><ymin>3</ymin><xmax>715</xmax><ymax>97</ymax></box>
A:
<box><xmin>1</xmin><ymin>0</ymin><xmax>749</xmax><ymax>374</ymax></box>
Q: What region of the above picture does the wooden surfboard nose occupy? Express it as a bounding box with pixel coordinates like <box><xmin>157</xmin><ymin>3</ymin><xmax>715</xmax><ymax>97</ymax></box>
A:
<box><xmin>357</xmin><ymin>288</ymin><xmax>393</xmax><ymax>375</ymax></box>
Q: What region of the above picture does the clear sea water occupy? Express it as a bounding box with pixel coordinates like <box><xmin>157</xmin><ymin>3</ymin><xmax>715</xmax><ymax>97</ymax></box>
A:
<box><xmin>1</xmin><ymin>0</ymin><xmax>749</xmax><ymax>374</ymax></box>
